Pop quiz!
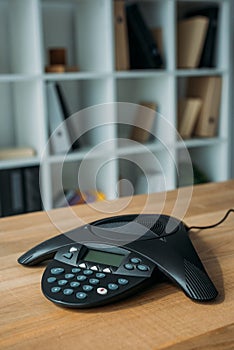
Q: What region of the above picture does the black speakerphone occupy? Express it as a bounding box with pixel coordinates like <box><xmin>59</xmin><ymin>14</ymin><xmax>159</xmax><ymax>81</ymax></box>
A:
<box><xmin>18</xmin><ymin>214</ymin><xmax>218</xmax><ymax>308</ymax></box>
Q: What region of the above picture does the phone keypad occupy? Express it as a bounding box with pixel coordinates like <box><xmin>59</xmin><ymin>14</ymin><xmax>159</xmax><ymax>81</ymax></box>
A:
<box><xmin>48</xmin><ymin>269</ymin><xmax>127</xmax><ymax>294</ymax></box>
<box><xmin>43</xmin><ymin>252</ymin><xmax>154</xmax><ymax>307</ymax></box>
<box><xmin>45</xmin><ymin>264</ymin><xmax>134</xmax><ymax>303</ymax></box>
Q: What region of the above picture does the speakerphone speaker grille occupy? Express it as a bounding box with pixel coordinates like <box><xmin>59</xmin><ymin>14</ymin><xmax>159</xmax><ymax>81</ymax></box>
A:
<box><xmin>94</xmin><ymin>216</ymin><xmax>165</xmax><ymax>236</ymax></box>
<box><xmin>184</xmin><ymin>259</ymin><xmax>218</xmax><ymax>301</ymax></box>
<box><xmin>135</xmin><ymin>217</ymin><xmax>165</xmax><ymax>235</ymax></box>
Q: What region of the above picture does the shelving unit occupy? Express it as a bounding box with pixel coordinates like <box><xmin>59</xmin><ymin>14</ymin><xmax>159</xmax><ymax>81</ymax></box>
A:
<box><xmin>0</xmin><ymin>0</ymin><xmax>231</xmax><ymax>213</ymax></box>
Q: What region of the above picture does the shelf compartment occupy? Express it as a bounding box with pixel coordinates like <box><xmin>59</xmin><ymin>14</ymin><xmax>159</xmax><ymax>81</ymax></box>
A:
<box><xmin>188</xmin><ymin>143</ymin><xmax>229</xmax><ymax>184</ymax></box>
<box><xmin>45</xmin><ymin>79</ymin><xmax>116</xmax><ymax>156</ymax></box>
<box><xmin>176</xmin><ymin>75</ymin><xmax>223</xmax><ymax>139</ymax></box>
<box><xmin>45</xmin><ymin>77</ymin><xmax>115</xmax><ymax>114</ymax></box>
<box><xmin>116</xmin><ymin>76</ymin><xmax>176</xmax><ymax>148</ymax></box>
<box><xmin>118</xmin><ymin>149</ymin><xmax>175</xmax><ymax>197</ymax></box>
<box><xmin>176</xmin><ymin>1</ymin><xmax>228</xmax><ymax>70</ymax></box>
<box><xmin>41</xmin><ymin>0</ymin><xmax>113</xmax><ymax>73</ymax></box>
<box><xmin>0</xmin><ymin>80</ymin><xmax>46</xmax><ymax>157</ymax></box>
<box><xmin>116</xmin><ymin>76</ymin><xmax>174</xmax><ymax>119</ymax></box>
<box><xmin>50</xmin><ymin>155</ymin><xmax>118</xmax><ymax>206</ymax></box>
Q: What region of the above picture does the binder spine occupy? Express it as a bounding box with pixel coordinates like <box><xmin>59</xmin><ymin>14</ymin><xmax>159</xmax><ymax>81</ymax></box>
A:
<box><xmin>23</xmin><ymin>166</ymin><xmax>42</xmax><ymax>213</ymax></box>
<box><xmin>0</xmin><ymin>168</ymin><xmax>25</xmax><ymax>217</ymax></box>
<box><xmin>126</xmin><ymin>3</ymin><xmax>163</xmax><ymax>69</ymax></box>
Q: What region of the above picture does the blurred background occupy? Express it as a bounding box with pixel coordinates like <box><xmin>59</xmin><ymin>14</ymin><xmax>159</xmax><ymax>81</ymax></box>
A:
<box><xmin>0</xmin><ymin>0</ymin><xmax>233</xmax><ymax>217</ymax></box>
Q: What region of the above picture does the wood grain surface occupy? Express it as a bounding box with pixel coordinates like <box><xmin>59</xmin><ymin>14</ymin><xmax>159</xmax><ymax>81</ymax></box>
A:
<box><xmin>0</xmin><ymin>181</ymin><xmax>234</xmax><ymax>350</ymax></box>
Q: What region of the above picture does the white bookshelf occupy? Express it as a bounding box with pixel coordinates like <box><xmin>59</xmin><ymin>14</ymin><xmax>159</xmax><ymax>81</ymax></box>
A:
<box><xmin>0</xmin><ymin>0</ymin><xmax>231</xmax><ymax>212</ymax></box>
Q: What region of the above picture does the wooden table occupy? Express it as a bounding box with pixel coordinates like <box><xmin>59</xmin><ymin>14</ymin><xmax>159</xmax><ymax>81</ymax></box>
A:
<box><xmin>0</xmin><ymin>181</ymin><xmax>234</xmax><ymax>350</ymax></box>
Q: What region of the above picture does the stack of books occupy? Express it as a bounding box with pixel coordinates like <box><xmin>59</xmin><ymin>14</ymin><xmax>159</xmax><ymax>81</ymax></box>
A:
<box><xmin>114</xmin><ymin>1</ymin><xmax>163</xmax><ymax>70</ymax></box>
<box><xmin>178</xmin><ymin>76</ymin><xmax>222</xmax><ymax>138</ymax></box>
<box><xmin>177</xmin><ymin>6</ymin><xmax>219</xmax><ymax>69</ymax></box>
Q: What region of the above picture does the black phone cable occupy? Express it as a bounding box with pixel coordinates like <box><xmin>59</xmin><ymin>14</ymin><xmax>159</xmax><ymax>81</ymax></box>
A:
<box><xmin>188</xmin><ymin>209</ymin><xmax>234</xmax><ymax>231</ymax></box>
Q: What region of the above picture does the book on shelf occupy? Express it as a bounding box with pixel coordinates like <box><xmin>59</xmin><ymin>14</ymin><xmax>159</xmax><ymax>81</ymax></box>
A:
<box><xmin>46</xmin><ymin>82</ymin><xmax>72</xmax><ymax>154</ymax></box>
<box><xmin>114</xmin><ymin>0</ymin><xmax>130</xmax><ymax>70</ymax></box>
<box><xmin>177</xmin><ymin>98</ymin><xmax>202</xmax><ymax>139</ymax></box>
<box><xmin>177</xmin><ymin>16</ymin><xmax>209</xmax><ymax>69</ymax></box>
<box><xmin>126</xmin><ymin>3</ymin><xmax>163</xmax><ymax>69</ymax></box>
<box><xmin>130</xmin><ymin>102</ymin><xmax>157</xmax><ymax>143</ymax></box>
<box><xmin>23</xmin><ymin>166</ymin><xmax>42</xmax><ymax>213</ymax></box>
<box><xmin>55</xmin><ymin>83</ymin><xmax>80</xmax><ymax>150</ymax></box>
<box><xmin>151</xmin><ymin>27</ymin><xmax>164</xmax><ymax>61</ymax></box>
<box><xmin>186</xmin><ymin>6</ymin><xmax>219</xmax><ymax>68</ymax></box>
<box><xmin>0</xmin><ymin>166</ymin><xmax>42</xmax><ymax>217</ymax></box>
<box><xmin>0</xmin><ymin>168</ymin><xmax>25</xmax><ymax>217</ymax></box>
<box><xmin>0</xmin><ymin>147</ymin><xmax>35</xmax><ymax>160</ymax></box>
<box><xmin>187</xmin><ymin>76</ymin><xmax>222</xmax><ymax>137</ymax></box>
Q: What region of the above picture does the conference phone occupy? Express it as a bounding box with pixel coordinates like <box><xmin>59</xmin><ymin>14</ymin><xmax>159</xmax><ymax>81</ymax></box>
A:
<box><xmin>18</xmin><ymin>214</ymin><xmax>219</xmax><ymax>308</ymax></box>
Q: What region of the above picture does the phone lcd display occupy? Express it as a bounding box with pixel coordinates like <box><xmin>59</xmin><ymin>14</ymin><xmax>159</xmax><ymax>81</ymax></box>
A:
<box><xmin>84</xmin><ymin>249</ymin><xmax>125</xmax><ymax>267</ymax></box>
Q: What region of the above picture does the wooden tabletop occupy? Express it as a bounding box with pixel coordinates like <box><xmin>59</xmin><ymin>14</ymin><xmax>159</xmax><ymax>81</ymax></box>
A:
<box><xmin>0</xmin><ymin>181</ymin><xmax>234</xmax><ymax>350</ymax></box>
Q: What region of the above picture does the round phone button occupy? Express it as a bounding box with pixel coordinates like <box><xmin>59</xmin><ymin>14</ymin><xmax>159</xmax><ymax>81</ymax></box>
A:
<box><xmin>137</xmin><ymin>264</ymin><xmax>149</xmax><ymax>271</ymax></box>
<box><xmin>76</xmin><ymin>292</ymin><xmax>87</xmax><ymax>300</ymax></box>
<box><xmin>130</xmin><ymin>257</ymin><xmax>141</xmax><ymax>264</ymax></box>
<box><xmin>63</xmin><ymin>289</ymin><xmax>74</xmax><ymax>295</ymax></box>
<box><xmin>51</xmin><ymin>286</ymin><xmax>61</xmax><ymax>293</ymax></box>
<box><xmin>47</xmin><ymin>277</ymin><xmax>56</xmax><ymax>283</ymax></box>
<box><xmin>118</xmin><ymin>278</ymin><xmax>129</xmax><ymax>285</ymax></box>
<box><xmin>97</xmin><ymin>287</ymin><xmax>108</xmax><ymax>295</ymax></box>
<box><xmin>83</xmin><ymin>269</ymin><xmax>93</xmax><ymax>276</ymax></box>
<box><xmin>89</xmin><ymin>278</ymin><xmax>100</xmax><ymax>285</ymax></box>
<box><xmin>70</xmin><ymin>281</ymin><xmax>80</xmax><ymax>288</ymax></box>
<box><xmin>58</xmin><ymin>279</ymin><xmax>68</xmax><ymax>286</ymax></box>
<box><xmin>71</xmin><ymin>268</ymin><xmax>81</xmax><ymax>273</ymax></box>
<box><xmin>51</xmin><ymin>267</ymin><xmax>64</xmax><ymax>275</ymax></box>
<box><xmin>108</xmin><ymin>283</ymin><xmax>119</xmax><ymax>291</ymax></box>
<box><xmin>77</xmin><ymin>275</ymin><xmax>87</xmax><ymax>281</ymax></box>
<box><xmin>83</xmin><ymin>285</ymin><xmax>94</xmax><ymax>292</ymax></box>
<box><xmin>124</xmin><ymin>263</ymin><xmax>134</xmax><ymax>270</ymax></box>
